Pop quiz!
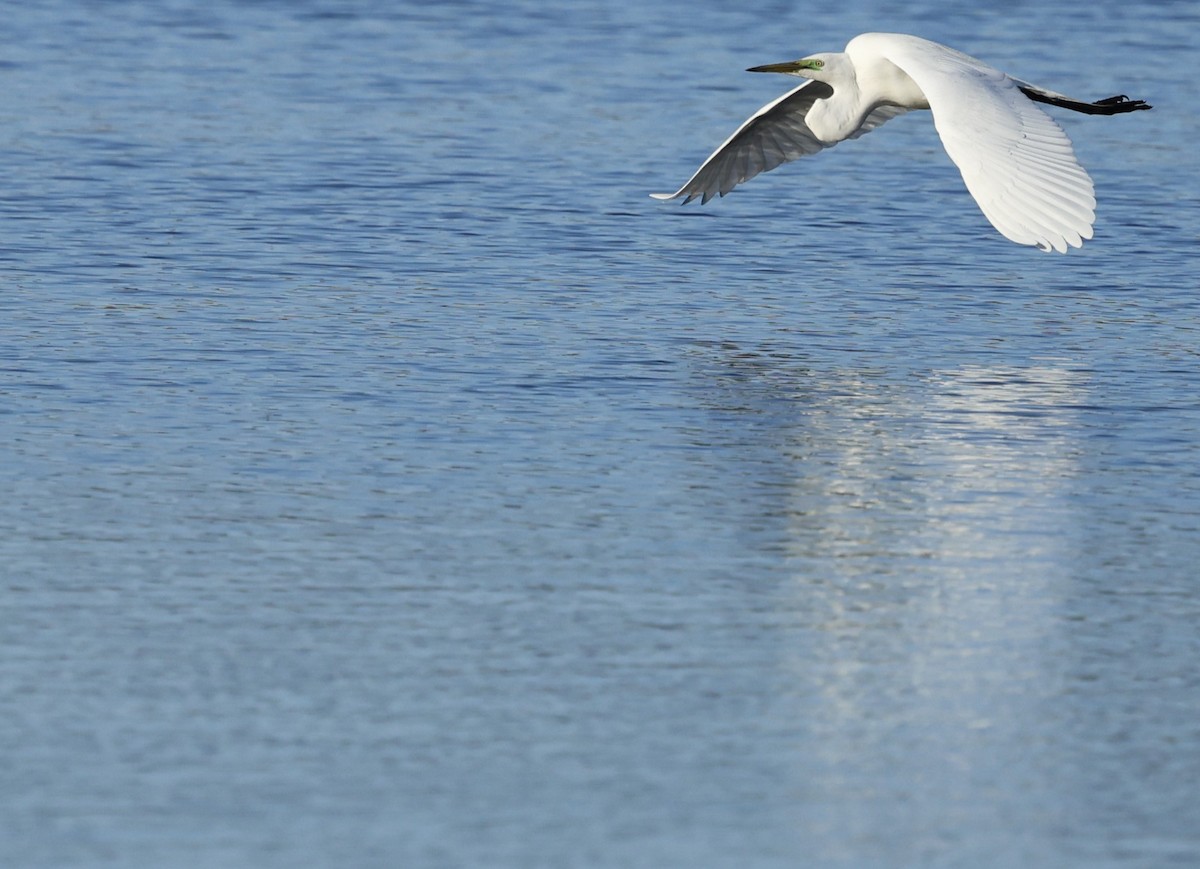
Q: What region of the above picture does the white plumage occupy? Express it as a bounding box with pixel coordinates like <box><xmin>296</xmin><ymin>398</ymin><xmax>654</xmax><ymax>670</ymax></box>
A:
<box><xmin>653</xmin><ymin>33</ymin><xmax>1150</xmax><ymax>253</ymax></box>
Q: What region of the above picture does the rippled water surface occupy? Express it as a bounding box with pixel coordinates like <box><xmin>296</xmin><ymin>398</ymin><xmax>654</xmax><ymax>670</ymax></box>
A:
<box><xmin>2</xmin><ymin>1</ymin><xmax>1199</xmax><ymax>866</ymax></box>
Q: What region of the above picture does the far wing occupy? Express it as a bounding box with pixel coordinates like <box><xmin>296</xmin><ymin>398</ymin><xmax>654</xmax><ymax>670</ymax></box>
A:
<box><xmin>652</xmin><ymin>80</ymin><xmax>908</xmax><ymax>204</ymax></box>
<box><xmin>876</xmin><ymin>34</ymin><xmax>1096</xmax><ymax>252</ymax></box>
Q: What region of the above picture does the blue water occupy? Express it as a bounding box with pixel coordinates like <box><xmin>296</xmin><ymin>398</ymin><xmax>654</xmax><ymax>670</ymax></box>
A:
<box><xmin>2</xmin><ymin>1</ymin><xmax>1199</xmax><ymax>866</ymax></box>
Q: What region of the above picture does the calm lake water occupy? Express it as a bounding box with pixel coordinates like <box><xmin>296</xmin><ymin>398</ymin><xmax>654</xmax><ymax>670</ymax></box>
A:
<box><xmin>2</xmin><ymin>1</ymin><xmax>1199</xmax><ymax>866</ymax></box>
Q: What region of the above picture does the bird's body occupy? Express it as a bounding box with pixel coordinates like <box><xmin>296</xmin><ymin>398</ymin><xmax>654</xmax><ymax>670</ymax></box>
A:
<box><xmin>652</xmin><ymin>33</ymin><xmax>1151</xmax><ymax>252</ymax></box>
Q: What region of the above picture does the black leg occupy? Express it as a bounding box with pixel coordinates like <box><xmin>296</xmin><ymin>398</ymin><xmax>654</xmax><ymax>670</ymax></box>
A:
<box><xmin>1018</xmin><ymin>86</ymin><xmax>1152</xmax><ymax>115</ymax></box>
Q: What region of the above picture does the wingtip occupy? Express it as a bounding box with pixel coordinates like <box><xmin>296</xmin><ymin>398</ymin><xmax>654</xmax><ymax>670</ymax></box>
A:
<box><xmin>649</xmin><ymin>192</ymin><xmax>676</xmax><ymax>201</ymax></box>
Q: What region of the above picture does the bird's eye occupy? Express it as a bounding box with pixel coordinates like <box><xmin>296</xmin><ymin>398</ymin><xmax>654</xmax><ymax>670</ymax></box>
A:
<box><xmin>809</xmin><ymin>59</ymin><xmax>824</xmax><ymax>69</ymax></box>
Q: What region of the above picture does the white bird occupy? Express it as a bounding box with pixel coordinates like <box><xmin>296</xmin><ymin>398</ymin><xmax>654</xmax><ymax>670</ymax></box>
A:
<box><xmin>652</xmin><ymin>33</ymin><xmax>1150</xmax><ymax>252</ymax></box>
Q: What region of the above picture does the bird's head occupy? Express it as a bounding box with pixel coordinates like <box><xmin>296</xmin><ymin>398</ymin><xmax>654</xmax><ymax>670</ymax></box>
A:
<box><xmin>747</xmin><ymin>53</ymin><xmax>842</xmax><ymax>82</ymax></box>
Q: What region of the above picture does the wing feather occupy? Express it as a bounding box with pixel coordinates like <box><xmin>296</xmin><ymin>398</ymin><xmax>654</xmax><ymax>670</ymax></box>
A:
<box><xmin>873</xmin><ymin>34</ymin><xmax>1095</xmax><ymax>252</ymax></box>
<box><xmin>651</xmin><ymin>80</ymin><xmax>909</xmax><ymax>204</ymax></box>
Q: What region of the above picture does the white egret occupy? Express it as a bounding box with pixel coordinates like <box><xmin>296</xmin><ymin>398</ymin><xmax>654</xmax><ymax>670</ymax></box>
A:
<box><xmin>652</xmin><ymin>33</ymin><xmax>1150</xmax><ymax>252</ymax></box>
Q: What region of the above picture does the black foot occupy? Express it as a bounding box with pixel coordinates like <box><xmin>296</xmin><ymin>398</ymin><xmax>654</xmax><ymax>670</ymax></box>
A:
<box><xmin>1093</xmin><ymin>94</ymin><xmax>1152</xmax><ymax>113</ymax></box>
<box><xmin>1018</xmin><ymin>86</ymin><xmax>1153</xmax><ymax>115</ymax></box>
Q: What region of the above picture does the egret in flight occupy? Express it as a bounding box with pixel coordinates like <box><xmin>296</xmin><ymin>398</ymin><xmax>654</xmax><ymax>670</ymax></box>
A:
<box><xmin>652</xmin><ymin>33</ymin><xmax>1151</xmax><ymax>252</ymax></box>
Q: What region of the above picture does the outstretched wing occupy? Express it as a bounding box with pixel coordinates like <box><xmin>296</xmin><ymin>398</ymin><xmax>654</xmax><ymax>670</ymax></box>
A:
<box><xmin>652</xmin><ymin>80</ymin><xmax>908</xmax><ymax>204</ymax></box>
<box><xmin>872</xmin><ymin>33</ymin><xmax>1096</xmax><ymax>252</ymax></box>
